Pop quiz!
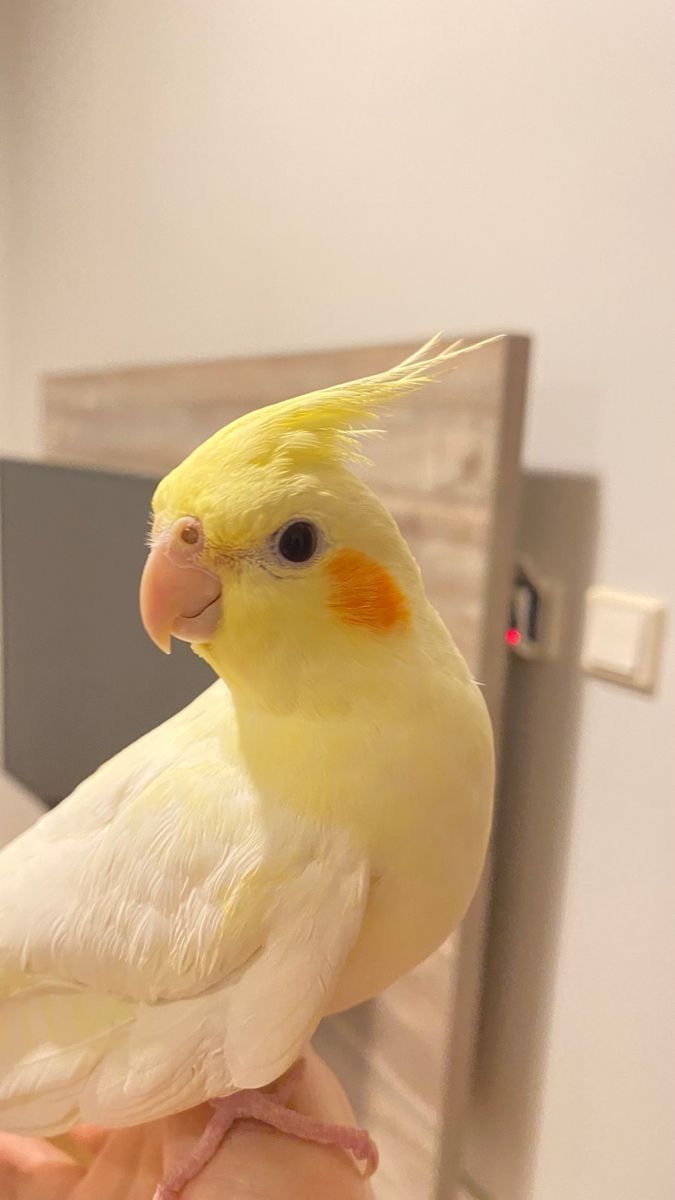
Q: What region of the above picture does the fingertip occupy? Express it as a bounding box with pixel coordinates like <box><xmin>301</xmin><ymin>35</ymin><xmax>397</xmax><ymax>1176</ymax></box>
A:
<box><xmin>0</xmin><ymin>1132</ymin><xmax>85</xmax><ymax>1199</ymax></box>
<box><xmin>68</xmin><ymin>1123</ymin><xmax>110</xmax><ymax>1156</ymax></box>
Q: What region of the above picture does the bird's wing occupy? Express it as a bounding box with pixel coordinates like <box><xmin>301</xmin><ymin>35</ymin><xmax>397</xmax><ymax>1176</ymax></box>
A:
<box><xmin>0</xmin><ymin>683</ymin><xmax>256</xmax><ymax>1003</ymax></box>
<box><xmin>0</xmin><ymin>683</ymin><xmax>369</xmax><ymax>1133</ymax></box>
<box><xmin>78</xmin><ymin>814</ymin><xmax>367</xmax><ymax>1129</ymax></box>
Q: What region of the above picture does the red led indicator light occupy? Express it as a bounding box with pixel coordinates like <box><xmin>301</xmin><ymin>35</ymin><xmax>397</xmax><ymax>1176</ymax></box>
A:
<box><xmin>505</xmin><ymin>627</ymin><xmax>522</xmax><ymax>647</ymax></box>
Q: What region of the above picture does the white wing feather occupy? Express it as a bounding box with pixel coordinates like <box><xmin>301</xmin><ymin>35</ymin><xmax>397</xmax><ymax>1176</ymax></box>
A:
<box><xmin>0</xmin><ymin>683</ymin><xmax>368</xmax><ymax>1134</ymax></box>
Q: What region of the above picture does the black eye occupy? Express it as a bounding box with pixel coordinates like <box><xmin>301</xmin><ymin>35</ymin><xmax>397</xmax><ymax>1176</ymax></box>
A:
<box><xmin>277</xmin><ymin>520</ymin><xmax>319</xmax><ymax>564</ymax></box>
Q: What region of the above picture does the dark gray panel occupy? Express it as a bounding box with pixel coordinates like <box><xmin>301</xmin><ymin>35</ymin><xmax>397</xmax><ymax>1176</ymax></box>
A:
<box><xmin>1</xmin><ymin>460</ymin><xmax>212</xmax><ymax>805</ymax></box>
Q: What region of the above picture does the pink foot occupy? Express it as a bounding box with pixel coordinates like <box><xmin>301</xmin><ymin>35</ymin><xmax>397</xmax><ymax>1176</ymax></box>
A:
<box><xmin>153</xmin><ymin>1062</ymin><xmax>378</xmax><ymax>1200</ymax></box>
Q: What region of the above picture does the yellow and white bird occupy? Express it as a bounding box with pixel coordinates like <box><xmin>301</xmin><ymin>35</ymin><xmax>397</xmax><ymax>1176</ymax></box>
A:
<box><xmin>0</xmin><ymin>339</ymin><xmax>494</xmax><ymax>1197</ymax></box>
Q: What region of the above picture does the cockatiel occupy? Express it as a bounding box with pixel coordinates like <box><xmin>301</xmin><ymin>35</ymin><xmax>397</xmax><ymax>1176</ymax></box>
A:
<box><xmin>0</xmin><ymin>338</ymin><xmax>494</xmax><ymax>1198</ymax></box>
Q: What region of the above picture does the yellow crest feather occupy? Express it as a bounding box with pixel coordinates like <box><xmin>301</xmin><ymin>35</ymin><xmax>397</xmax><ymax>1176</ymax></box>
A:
<box><xmin>153</xmin><ymin>334</ymin><xmax>502</xmax><ymax>523</ymax></box>
<box><xmin>193</xmin><ymin>334</ymin><xmax>501</xmax><ymax>474</ymax></box>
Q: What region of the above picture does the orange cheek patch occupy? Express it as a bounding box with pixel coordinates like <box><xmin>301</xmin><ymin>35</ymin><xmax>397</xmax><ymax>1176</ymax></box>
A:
<box><xmin>327</xmin><ymin>549</ymin><xmax>410</xmax><ymax>632</ymax></box>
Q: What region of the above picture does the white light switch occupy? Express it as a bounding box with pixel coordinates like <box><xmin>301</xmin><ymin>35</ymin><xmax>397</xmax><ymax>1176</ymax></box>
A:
<box><xmin>581</xmin><ymin>587</ymin><xmax>666</xmax><ymax>691</ymax></box>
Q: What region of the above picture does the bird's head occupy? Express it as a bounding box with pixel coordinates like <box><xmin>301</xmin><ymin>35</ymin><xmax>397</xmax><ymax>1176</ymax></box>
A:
<box><xmin>140</xmin><ymin>339</ymin><xmax>484</xmax><ymax>714</ymax></box>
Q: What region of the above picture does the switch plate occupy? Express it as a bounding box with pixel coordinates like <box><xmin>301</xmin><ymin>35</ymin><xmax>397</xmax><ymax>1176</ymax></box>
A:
<box><xmin>581</xmin><ymin>587</ymin><xmax>666</xmax><ymax>691</ymax></box>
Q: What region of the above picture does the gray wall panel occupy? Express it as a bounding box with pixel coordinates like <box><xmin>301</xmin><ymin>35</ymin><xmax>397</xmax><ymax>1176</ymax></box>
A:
<box><xmin>1</xmin><ymin>460</ymin><xmax>212</xmax><ymax>805</ymax></box>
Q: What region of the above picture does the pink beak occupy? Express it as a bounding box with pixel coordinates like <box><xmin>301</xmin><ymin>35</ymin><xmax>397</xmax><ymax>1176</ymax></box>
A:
<box><xmin>139</xmin><ymin>517</ymin><xmax>222</xmax><ymax>654</ymax></box>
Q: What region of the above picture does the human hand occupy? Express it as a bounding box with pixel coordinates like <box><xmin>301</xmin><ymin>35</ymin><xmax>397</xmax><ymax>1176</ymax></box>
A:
<box><xmin>0</xmin><ymin>1048</ymin><xmax>374</xmax><ymax>1200</ymax></box>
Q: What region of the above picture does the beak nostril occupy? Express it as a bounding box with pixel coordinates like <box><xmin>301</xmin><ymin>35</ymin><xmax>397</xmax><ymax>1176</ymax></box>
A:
<box><xmin>181</xmin><ymin>524</ymin><xmax>200</xmax><ymax>546</ymax></box>
<box><xmin>173</xmin><ymin>516</ymin><xmax>202</xmax><ymax>548</ymax></box>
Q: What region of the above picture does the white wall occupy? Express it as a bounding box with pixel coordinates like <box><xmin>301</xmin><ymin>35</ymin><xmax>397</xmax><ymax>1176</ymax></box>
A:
<box><xmin>2</xmin><ymin>3</ymin><xmax>674</xmax><ymax>1198</ymax></box>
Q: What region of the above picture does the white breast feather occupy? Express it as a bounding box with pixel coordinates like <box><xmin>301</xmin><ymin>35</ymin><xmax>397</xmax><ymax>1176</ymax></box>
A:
<box><xmin>0</xmin><ymin>683</ymin><xmax>368</xmax><ymax>1134</ymax></box>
